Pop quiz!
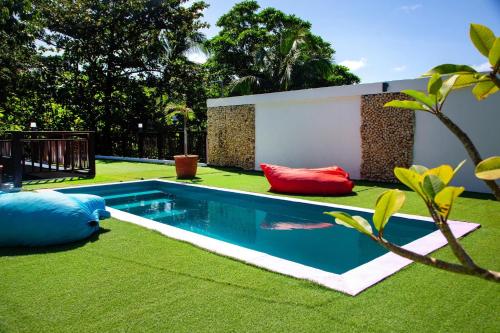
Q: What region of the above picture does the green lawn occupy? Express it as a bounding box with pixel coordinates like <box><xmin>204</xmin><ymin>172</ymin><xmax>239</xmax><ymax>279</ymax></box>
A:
<box><xmin>1</xmin><ymin>160</ymin><xmax>499</xmax><ymax>332</ymax></box>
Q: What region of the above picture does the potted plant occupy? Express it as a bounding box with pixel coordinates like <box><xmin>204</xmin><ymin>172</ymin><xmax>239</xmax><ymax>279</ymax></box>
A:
<box><xmin>165</xmin><ymin>102</ymin><xmax>198</xmax><ymax>178</ymax></box>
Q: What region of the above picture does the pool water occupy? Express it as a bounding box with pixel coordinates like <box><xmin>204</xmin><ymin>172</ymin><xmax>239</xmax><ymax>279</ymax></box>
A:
<box><xmin>59</xmin><ymin>181</ymin><xmax>437</xmax><ymax>274</ymax></box>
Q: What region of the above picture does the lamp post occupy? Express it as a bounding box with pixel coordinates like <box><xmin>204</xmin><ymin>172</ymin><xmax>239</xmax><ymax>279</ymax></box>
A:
<box><xmin>138</xmin><ymin>123</ymin><xmax>144</xmax><ymax>158</ymax></box>
<box><xmin>30</xmin><ymin>122</ymin><xmax>37</xmax><ymax>131</ymax></box>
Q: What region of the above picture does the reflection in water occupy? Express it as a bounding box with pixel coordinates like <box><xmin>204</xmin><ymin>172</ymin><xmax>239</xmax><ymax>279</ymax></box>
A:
<box><xmin>261</xmin><ymin>221</ymin><xmax>334</xmax><ymax>230</ymax></box>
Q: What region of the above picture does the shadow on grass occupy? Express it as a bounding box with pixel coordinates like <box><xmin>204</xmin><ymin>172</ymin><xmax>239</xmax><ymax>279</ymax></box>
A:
<box><xmin>207</xmin><ymin>166</ymin><xmax>263</xmax><ymax>177</ymax></box>
<box><xmin>267</xmin><ymin>189</ymin><xmax>358</xmax><ymax>198</ymax></box>
<box><xmin>0</xmin><ymin>227</ymin><xmax>110</xmax><ymax>257</ymax></box>
<box><xmin>353</xmin><ymin>179</ymin><xmax>496</xmax><ymax>200</ymax></box>
<box><xmin>96</xmin><ymin>159</ymin><xmax>126</xmax><ymax>164</ymax></box>
<box><xmin>23</xmin><ymin>176</ymin><xmax>91</xmax><ymax>186</ymax></box>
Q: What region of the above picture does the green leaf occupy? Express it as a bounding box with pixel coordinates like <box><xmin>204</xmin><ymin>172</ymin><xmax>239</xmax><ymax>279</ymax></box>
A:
<box><xmin>401</xmin><ymin>90</ymin><xmax>436</xmax><ymax>108</ymax></box>
<box><xmin>410</xmin><ymin>165</ymin><xmax>428</xmax><ymax>175</ymax></box>
<box><xmin>373</xmin><ymin>190</ymin><xmax>405</xmax><ymax>233</ymax></box>
<box><xmin>489</xmin><ymin>38</ymin><xmax>500</xmax><ymax>67</ymax></box>
<box><xmin>451</xmin><ymin>73</ymin><xmax>489</xmax><ymax>90</ymax></box>
<box><xmin>423</xmin><ymin>174</ymin><xmax>445</xmax><ymax>200</ymax></box>
<box><xmin>324</xmin><ymin>212</ymin><xmax>373</xmax><ymax>235</ymax></box>
<box><xmin>454</xmin><ymin>160</ymin><xmax>466</xmax><ymax>176</ymax></box>
<box><xmin>475</xmin><ymin>156</ymin><xmax>500</xmax><ymax>180</ymax></box>
<box><xmin>435</xmin><ymin>186</ymin><xmax>464</xmax><ymax>220</ymax></box>
<box><xmin>384</xmin><ymin>100</ymin><xmax>430</xmax><ymax>112</ymax></box>
<box><xmin>470</xmin><ymin>23</ymin><xmax>496</xmax><ymax>57</ymax></box>
<box><xmin>439</xmin><ymin>75</ymin><xmax>460</xmax><ymax>102</ymax></box>
<box><xmin>427</xmin><ymin>74</ymin><xmax>443</xmax><ymax>95</ymax></box>
<box><xmin>424</xmin><ymin>165</ymin><xmax>454</xmax><ymax>185</ymax></box>
<box><xmin>394</xmin><ymin>167</ymin><xmax>426</xmax><ymax>199</ymax></box>
<box><xmin>472</xmin><ymin>80</ymin><xmax>499</xmax><ymax>100</ymax></box>
<box><xmin>423</xmin><ymin>64</ymin><xmax>476</xmax><ymax>76</ymax></box>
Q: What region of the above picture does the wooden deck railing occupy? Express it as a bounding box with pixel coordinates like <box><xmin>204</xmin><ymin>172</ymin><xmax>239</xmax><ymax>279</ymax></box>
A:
<box><xmin>0</xmin><ymin>131</ymin><xmax>95</xmax><ymax>187</ymax></box>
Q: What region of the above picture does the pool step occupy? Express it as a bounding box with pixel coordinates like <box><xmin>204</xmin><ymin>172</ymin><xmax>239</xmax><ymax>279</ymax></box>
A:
<box><xmin>104</xmin><ymin>190</ymin><xmax>171</xmax><ymax>205</ymax></box>
<box><xmin>111</xmin><ymin>197</ymin><xmax>173</xmax><ymax>210</ymax></box>
<box><xmin>110</xmin><ymin>196</ymin><xmax>186</xmax><ymax>220</ymax></box>
<box><xmin>143</xmin><ymin>209</ymin><xmax>186</xmax><ymax>220</ymax></box>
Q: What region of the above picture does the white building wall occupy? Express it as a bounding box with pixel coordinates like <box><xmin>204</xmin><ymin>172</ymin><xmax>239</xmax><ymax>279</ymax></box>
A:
<box><xmin>207</xmin><ymin>78</ymin><xmax>500</xmax><ymax>193</ymax></box>
<box><xmin>412</xmin><ymin>89</ymin><xmax>499</xmax><ymax>193</ymax></box>
<box><xmin>255</xmin><ymin>96</ymin><xmax>362</xmax><ymax>178</ymax></box>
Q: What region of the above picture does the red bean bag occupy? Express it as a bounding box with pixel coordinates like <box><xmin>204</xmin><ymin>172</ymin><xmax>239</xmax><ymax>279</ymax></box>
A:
<box><xmin>260</xmin><ymin>163</ymin><xmax>354</xmax><ymax>195</ymax></box>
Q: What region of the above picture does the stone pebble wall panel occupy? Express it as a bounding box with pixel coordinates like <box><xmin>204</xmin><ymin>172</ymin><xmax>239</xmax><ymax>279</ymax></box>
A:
<box><xmin>207</xmin><ymin>104</ymin><xmax>255</xmax><ymax>170</ymax></box>
<box><xmin>360</xmin><ymin>93</ymin><xmax>415</xmax><ymax>182</ymax></box>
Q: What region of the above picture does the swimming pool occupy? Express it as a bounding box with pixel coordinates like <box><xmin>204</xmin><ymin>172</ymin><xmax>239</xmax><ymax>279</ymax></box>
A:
<box><xmin>55</xmin><ymin>180</ymin><xmax>479</xmax><ymax>295</ymax></box>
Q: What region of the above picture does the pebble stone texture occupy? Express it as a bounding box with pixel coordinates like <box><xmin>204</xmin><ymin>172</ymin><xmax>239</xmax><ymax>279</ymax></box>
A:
<box><xmin>360</xmin><ymin>93</ymin><xmax>415</xmax><ymax>182</ymax></box>
<box><xmin>207</xmin><ymin>104</ymin><xmax>255</xmax><ymax>170</ymax></box>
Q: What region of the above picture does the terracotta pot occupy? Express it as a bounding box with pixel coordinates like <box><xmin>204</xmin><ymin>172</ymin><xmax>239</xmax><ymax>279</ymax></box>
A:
<box><xmin>174</xmin><ymin>155</ymin><xmax>198</xmax><ymax>179</ymax></box>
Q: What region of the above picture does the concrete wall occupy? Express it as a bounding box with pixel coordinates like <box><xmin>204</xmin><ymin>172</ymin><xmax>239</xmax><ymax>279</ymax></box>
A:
<box><xmin>255</xmin><ymin>96</ymin><xmax>362</xmax><ymax>178</ymax></box>
<box><xmin>413</xmin><ymin>90</ymin><xmax>499</xmax><ymax>192</ymax></box>
<box><xmin>207</xmin><ymin>78</ymin><xmax>500</xmax><ymax>193</ymax></box>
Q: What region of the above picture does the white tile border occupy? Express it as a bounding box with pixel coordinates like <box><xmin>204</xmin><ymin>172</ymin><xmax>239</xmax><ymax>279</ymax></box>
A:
<box><xmin>43</xmin><ymin>179</ymin><xmax>480</xmax><ymax>296</ymax></box>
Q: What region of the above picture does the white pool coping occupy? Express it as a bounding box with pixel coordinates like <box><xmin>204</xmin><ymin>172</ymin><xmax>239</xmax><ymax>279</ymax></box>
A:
<box><xmin>42</xmin><ymin>179</ymin><xmax>480</xmax><ymax>296</ymax></box>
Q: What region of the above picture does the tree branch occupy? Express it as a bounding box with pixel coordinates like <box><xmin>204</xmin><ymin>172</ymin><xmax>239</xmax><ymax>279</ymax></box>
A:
<box><xmin>425</xmin><ymin>203</ymin><xmax>478</xmax><ymax>269</ymax></box>
<box><xmin>434</xmin><ymin>111</ymin><xmax>500</xmax><ymax>200</ymax></box>
<box><xmin>371</xmin><ymin>235</ymin><xmax>500</xmax><ymax>282</ymax></box>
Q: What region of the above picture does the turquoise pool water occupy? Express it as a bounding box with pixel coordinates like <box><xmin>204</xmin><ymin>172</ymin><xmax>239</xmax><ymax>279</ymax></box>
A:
<box><xmin>59</xmin><ymin>181</ymin><xmax>437</xmax><ymax>274</ymax></box>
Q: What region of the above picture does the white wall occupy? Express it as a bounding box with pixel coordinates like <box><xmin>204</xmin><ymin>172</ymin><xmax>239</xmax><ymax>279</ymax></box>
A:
<box><xmin>255</xmin><ymin>96</ymin><xmax>362</xmax><ymax>178</ymax></box>
<box><xmin>383</xmin><ymin>78</ymin><xmax>500</xmax><ymax>192</ymax></box>
<box><xmin>207</xmin><ymin>78</ymin><xmax>500</xmax><ymax>193</ymax></box>
<box><xmin>412</xmin><ymin>89</ymin><xmax>500</xmax><ymax>193</ymax></box>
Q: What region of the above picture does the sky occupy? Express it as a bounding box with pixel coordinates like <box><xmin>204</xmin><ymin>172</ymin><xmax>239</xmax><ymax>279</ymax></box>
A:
<box><xmin>191</xmin><ymin>0</ymin><xmax>500</xmax><ymax>83</ymax></box>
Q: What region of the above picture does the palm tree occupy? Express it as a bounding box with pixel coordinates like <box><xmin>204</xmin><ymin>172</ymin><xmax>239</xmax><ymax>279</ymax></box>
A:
<box><xmin>165</xmin><ymin>102</ymin><xmax>195</xmax><ymax>156</ymax></box>
<box><xmin>228</xmin><ymin>28</ymin><xmax>333</xmax><ymax>95</ymax></box>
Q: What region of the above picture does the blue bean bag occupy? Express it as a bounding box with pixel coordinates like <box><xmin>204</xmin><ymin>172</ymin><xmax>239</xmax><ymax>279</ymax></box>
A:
<box><xmin>0</xmin><ymin>191</ymin><xmax>110</xmax><ymax>247</ymax></box>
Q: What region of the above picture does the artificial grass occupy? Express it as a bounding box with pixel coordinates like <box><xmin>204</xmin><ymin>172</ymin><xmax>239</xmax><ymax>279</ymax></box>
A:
<box><xmin>1</xmin><ymin>160</ymin><xmax>499</xmax><ymax>332</ymax></box>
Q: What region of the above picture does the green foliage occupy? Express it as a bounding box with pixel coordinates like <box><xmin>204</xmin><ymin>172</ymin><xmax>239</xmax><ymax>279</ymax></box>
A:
<box><xmin>0</xmin><ymin>0</ymin><xmax>209</xmax><ymax>154</ymax></box>
<box><xmin>323</xmin><ymin>212</ymin><xmax>372</xmax><ymax>235</ymax></box>
<box><xmin>475</xmin><ymin>156</ymin><xmax>500</xmax><ymax>180</ymax></box>
<box><xmin>489</xmin><ymin>38</ymin><xmax>500</xmax><ymax>68</ymax></box>
<box><xmin>423</xmin><ymin>64</ymin><xmax>476</xmax><ymax>76</ymax></box>
<box><xmin>400</xmin><ymin>90</ymin><xmax>436</xmax><ymax>108</ymax></box>
<box><xmin>164</xmin><ymin>103</ymin><xmax>195</xmax><ymax>125</ymax></box>
<box><xmin>206</xmin><ymin>1</ymin><xmax>360</xmax><ymax>96</ymax></box>
<box><xmin>321</xmin><ymin>162</ymin><xmax>500</xmax><ymax>282</ymax></box>
<box><xmin>326</xmin><ymin>162</ymin><xmax>465</xmax><ymax>242</ymax></box>
<box><xmin>383</xmin><ymin>99</ymin><xmax>431</xmax><ymax>112</ymax></box>
<box><xmin>469</xmin><ymin>23</ymin><xmax>496</xmax><ymax>58</ymax></box>
<box><xmin>434</xmin><ymin>186</ymin><xmax>464</xmax><ymax>220</ymax></box>
<box><xmin>413</xmin><ymin>23</ymin><xmax>500</xmax><ymax>198</ymax></box>
<box><xmin>394</xmin><ymin>167</ymin><xmax>427</xmax><ymax>199</ymax></box>
<box><xmin>472</xmin><ymin>80</ymin><xmax>499</xmax><ymax>100</ymax></box>
<box><xmin>427</xmin><ymin>74</ymin><xmax>443</xmax><ymax>95</ymax></box>
<box><xmin>373</xmin><ymin>189</ymin><xmax>405</xmax><ymax>234</ymax></box>
<box><xmin>422</xmin><ymin>174</ymin><xmax>445</xmax><ymax>200</ymax></box>
<box><xmin>0</xmin><ymin>0</ymin><xmax>42</xmax><ymax>108</ymax></box>
<box><xmin>424</xmin><ymin>23</ymin><xmax>499</xmax><ymax>101</ymax></box>
<box><xmin>384</xmin><ymin>23</ymin><xmax>499</xmax><ymax>200</ymax></box>
<box><xmin>393</xmin><ymin>163</ymin><xmax>462</xmax><ymax>205</ymax></box>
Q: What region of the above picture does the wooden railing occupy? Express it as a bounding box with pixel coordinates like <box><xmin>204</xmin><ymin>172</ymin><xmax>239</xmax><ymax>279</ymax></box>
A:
<box><xmin>102</xmin><ymin>130</ymin><xmax>207</xmax><ymax>162</ymax></box>
<box><xmin>0</xmin><ymin>131</ymin><xmax>95</xmax><ymax>187</ymax></box>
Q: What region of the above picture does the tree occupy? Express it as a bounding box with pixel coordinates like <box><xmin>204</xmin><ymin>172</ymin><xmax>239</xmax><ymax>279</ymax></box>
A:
<box><xmin>0</xmin><ymin>0</ymin><xmax>42</xmax><ymax>114</ymax></box>
<box><xmin>38</xmin><ymin>0</ymin><xmax>208</xmax><ymax>153</ymax></box>
<box><xmin>325</xmin><ymin>23</ymin><xmax>500</xmax><ymax>282</ymax></box>
<box><xmin>327</xmin><ymin>162</ymin><xmax>499</xmax><ymax>282</ymax></box>
<box><xmin>386</xmin><ymin>24</ymin><xmax>500</xmax><ymax>200</ymax></box>
<box><xmin>206</xmin><ymin>0</ymin><xmax>359</xmax><ymax>96</ymax></box>
<box><xmin>164</xmin><ymin>102</ymin><xmax>195</xmax><ymax>156</ymax></box>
